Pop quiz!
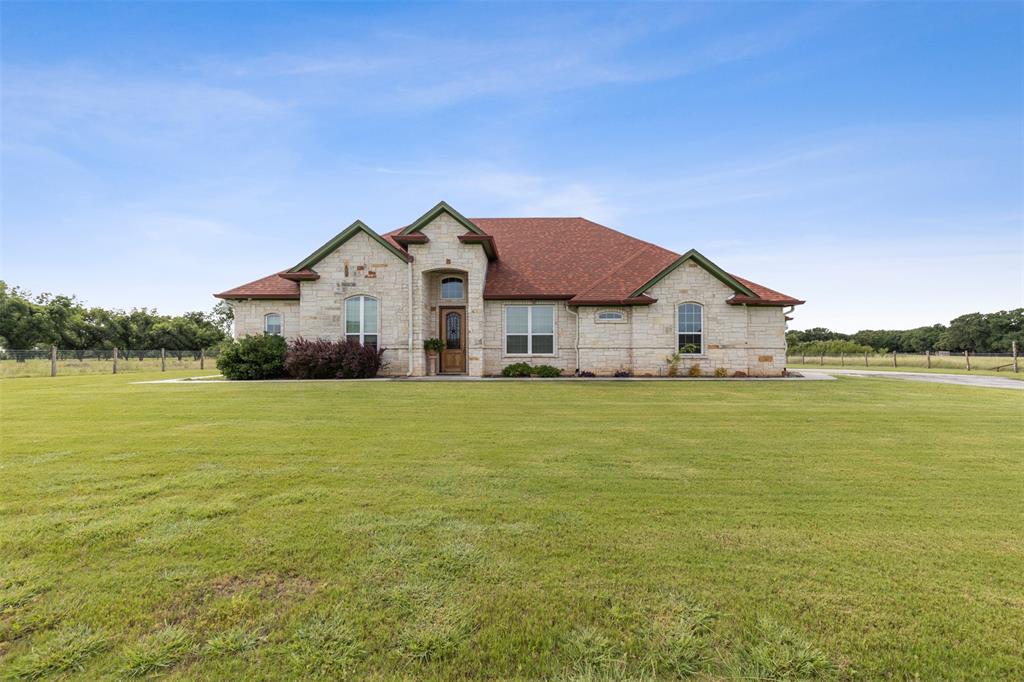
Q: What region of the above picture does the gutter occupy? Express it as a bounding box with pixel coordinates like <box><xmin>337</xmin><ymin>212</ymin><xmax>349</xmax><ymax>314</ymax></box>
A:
<box><xmin>407</xmin><ymin>260</ymin><xmax>414</xmax><ymax>376</ymax></box>
<box><xmin>566</xmin><ymin>305</ymin><xmax>580</xmax><ymax>374</ymax></box>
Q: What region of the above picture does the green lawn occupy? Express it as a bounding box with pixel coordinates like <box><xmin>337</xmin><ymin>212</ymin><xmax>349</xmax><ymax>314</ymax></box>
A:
<box><xmin>1</xmin><ymin>373</ymin><xmax>1021</xmax><ymax>680</ymax></box>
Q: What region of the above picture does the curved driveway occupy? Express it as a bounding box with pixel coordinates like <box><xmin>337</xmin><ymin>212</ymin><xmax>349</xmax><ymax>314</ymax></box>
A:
<box><xmin>805</xmin><ymin>368</ymin><xmax>1023</xmax><ymax>390</ymax></box>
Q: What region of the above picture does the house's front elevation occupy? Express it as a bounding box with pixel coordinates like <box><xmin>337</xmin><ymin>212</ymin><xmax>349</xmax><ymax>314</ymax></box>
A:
<box><xmin>215</xmin><ymin>201</ymin><xmax>804</xmax><ymax>377</ymax></box>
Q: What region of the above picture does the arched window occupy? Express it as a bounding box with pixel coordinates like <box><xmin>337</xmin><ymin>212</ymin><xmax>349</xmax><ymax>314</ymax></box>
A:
<box><xmin>596</xmin><ymin>310</ymin><xmax>625</xmax><ymax>323</ymax></box>
<box><xmin>264</xmin><ymin>313</ymin><xmax>282</xmax><ymax>335</ymax></box>
<box><xmin>677</xmin><ymin>303</ymin><xmax>703</xmax><ymax>353</ymax></box>
<box><xmin>440</xmin><ymin>276</ymin><xmax>464</xmax><ymax>299</ymax></box>
<box><xmin>345</xmin><ymin>296</ymin><xmax>378</xmax><ymax>348</ymax></box>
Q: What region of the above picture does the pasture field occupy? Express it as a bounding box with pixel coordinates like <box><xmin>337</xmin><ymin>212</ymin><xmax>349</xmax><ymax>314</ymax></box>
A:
<box><xmin>1</xmin><ymin>373</ymin><xmax>1021</xmax><ymax>680</ymax></box>
<box><xmin>787</xmin><ymin>353</ymin><xmax>1021</xmax><ymax>380</ymax></box>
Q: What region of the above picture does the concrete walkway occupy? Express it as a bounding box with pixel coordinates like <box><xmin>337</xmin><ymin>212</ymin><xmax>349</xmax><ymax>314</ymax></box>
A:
<box><xmin>809</xmin><ymin>368</ymin><xmax>1023</xmax><ymax>390</ymax></box>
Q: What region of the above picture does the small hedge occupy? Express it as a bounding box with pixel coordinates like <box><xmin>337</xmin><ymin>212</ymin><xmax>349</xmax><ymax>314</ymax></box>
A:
<box><xmin>501</xmin><ymin>363</ymin><xmax>562</xmax><ymax>378</ymax></box>
<box><xmin>285</xmin><ymin>338</ymin><xmax>386</xmax><ymax>379</ymax></box>
<box><xmin>218</xmin><ymin>334</ymin><xmax>287</xmax><ymax>380</ymax></box>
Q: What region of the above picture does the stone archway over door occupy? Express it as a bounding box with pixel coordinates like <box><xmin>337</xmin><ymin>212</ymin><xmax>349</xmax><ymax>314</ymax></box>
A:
<box><xmin>440</xmin><ymin>307</ymin><xmax>466</xmax><ymax>373</ymax></box>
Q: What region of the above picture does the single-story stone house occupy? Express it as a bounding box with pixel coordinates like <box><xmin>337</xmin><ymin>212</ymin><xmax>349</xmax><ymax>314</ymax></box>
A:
<box><xmin>215</xmin><ymin>201</ymin><xmax>803</xmax><ymax>376</ymax></box>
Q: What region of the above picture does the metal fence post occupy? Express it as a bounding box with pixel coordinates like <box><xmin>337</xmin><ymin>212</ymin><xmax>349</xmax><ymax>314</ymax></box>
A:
<box><xmin>161</xmin><ymin>348</ymin><xmax>166</xmax><ymax>372</ymax></box>
<box><xmin>892</xmin><ymin>351</ymin><xmax>897</xmax><ymax>368</ymax></box>
<box><xmin>926</xmin><ymin>350</ymin><xmax>931</xmax><ymax>368</ymax></box>
<box><xmin>820</xmin><ymin>353</ymin><xmax>824</xmax><ymax>366</ymax></box>
<box><xmin>113</xmin><ymin>347</ymin><xmax>118</xmax><ymax>374</ymax></box>
<box><xmin>200</xmin><ymin>348</ymin><xmax>205</xmax><ymax>370</ymax></box>
<box><xmin>964</xmin><ymin>350</ymin><xmax>970</xmax><ymax>371</ymax></box>
<box><xmin>50</xmin><ymin>345</ymin><xmax>57</xmax><ymax>377</ymax></box>
<box><xmin>864</xmin><ymin>352</ymin><xmax>868</xmax><ymax>367</ymax></box>
<box><xmin>840</xmin><ymin>352</ymin><xmax>845</xmax><ymax>367</ymax></box>
<box><xmin>1014</xmin><ymin>341</ymin><xmax>1019</xmax><ymax>373</ymax></box>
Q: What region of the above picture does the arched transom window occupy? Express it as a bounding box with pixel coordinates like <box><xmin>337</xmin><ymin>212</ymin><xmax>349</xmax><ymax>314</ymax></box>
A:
<box><xmin>596</xmin><ymin>310</ymin><xmax>625</xmax><ymax>323</ymax></box>
<box><xmin>264</xmin><ymin>313</ymin><xmax>282</xmax><ymax>335</ymax></box>
<box><xmin>677</xmin><ymin>303</ymin><xmax>703</xmax><ymax>354</ymax></box>
<box><xmin>440</xmin><ymin>276</ymin><xmax>464</xmax><ymax>299</ymax></box>
<box><xmin>345</xmin><ymin>296</ymin><xmax>378</xmax><ymax>348</ymax></box>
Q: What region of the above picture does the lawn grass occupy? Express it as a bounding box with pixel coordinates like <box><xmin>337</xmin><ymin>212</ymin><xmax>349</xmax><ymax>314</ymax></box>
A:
<box><xmin>1</xmin><ymin>373</ymin><xmax>1021</xmax><ymax>680</ymax></box>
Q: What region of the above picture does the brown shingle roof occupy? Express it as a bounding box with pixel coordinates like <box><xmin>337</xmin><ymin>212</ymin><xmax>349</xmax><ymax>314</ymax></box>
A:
<box><xmin>216</xmin><ymin>216</ymin><xmax>802</xmax><ymax>306</ymax></box>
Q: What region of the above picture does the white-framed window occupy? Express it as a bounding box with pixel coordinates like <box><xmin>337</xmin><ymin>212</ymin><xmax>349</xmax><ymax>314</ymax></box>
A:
<box><xmin>677</xmin><ymin>302</ymin><xmax>703</xmax><ymax>354</ymax></box>
<box><xmin>596</xmin><ymin>309</ymin><xmax>625</xmax><ymax>323</ymax></box>
<box><xmin>345</xmin><ymin>295</ymin><xmax>378</xmax><ymax>348</ymax></box>
<box><xmin>264</xmin><ymin>312</ymin><xmax>282</xmax><ymax>335</ymax></box>
<box><xmin>505</xmin><ymin>305</ymin><xmax>554</xmax><ymax>355</ymax></box>
<box><xmin>440</xmin><ymin>276</ymin><xmax>464</xmax><ymax>299</ymax></box>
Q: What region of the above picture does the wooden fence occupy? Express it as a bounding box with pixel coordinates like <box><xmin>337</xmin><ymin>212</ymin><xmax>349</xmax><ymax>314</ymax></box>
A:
<box><xmin>787</xmin><ymin>343</ymin><xmax>1019</xmax><ymax>373</ymax></box>
<box><xmin>0</xmin><ymin>348</ymin><xmax>220</xmax><ymax>378</ymax></box>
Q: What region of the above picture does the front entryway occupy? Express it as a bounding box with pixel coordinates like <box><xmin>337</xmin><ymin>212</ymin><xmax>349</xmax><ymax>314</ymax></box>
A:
<box><xmin>439</xmin><ymin>307</ymin><xmax>466</xmax><ymax>374</ymax></box>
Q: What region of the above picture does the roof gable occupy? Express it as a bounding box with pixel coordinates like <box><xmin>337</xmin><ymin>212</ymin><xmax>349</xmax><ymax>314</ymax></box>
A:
<box><xmin>399</xmin><ymin>201</ymin><xmax>485</xmax><ymax>236</ymax></box>
<box><xmin>290</xmin><ymin>220</ymin><xmax>410</xmax><ymax>272</ymax></box>
<box><xmin>629</xmin><ymin>249</ymin><xmax>757</xmax><ymax>298</ymax></box>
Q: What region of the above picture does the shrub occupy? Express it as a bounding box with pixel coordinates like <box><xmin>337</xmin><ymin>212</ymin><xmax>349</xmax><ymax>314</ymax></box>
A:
<box><xmin>665</xmin><ymin>351</ymin><xmax>682</xmax><ymax>377</ymax></box>
<box><xmin>714</xmin><ymin>367</ymin><xmax>728</xmax><ymax>377</ymax></box>
<box><xmin>501</xmin><ymin>362</ymin><xmax>533</xmax><ymax>377</ymax></box>
<box><xmin>680</xmin><ymin>343</ymin><xmax>700</xmax><ymax>355</ymax></box>
<box><xmin>218</xmin><ymin>334</ymin><xmax>287</xmax><ymax>380</ymax></box>
<box><xmin>285</xmin><ymin>338</ymin><xmax>386</xmax><ymax>379</ymax></box>
<box><xmin>423</xmin><ymin>337</ymin><xmax>445</xmax><ymax>353</ymax></box>
<box><xmin>533</xmin><ymin>364</ymin><xmax>562</xmax><ymax>378</ymax></box>
<box><xmin>577</xmin><ymin>370</ymin><xmax>596</xmax><ymax>378</ymax></box>
<box><xmin>614</xmin><ymin>369</ymin><xmax>632</xmax><ymax>378</ymax></box>
<box><xmin>688</xmin><ymin>364</ymin><xmax>702</xmax><ymax>377</ymax></box>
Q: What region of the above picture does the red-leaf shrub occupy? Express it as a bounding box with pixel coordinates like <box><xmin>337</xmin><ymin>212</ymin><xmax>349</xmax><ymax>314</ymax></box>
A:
<box><xmin>285</xmin><ymin>338</ymin><xmax>387</xmax><ymax>379</ymax></box>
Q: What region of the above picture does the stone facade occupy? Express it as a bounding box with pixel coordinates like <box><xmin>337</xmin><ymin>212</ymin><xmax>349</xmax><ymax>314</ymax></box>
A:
<box><xmin>228</xmin><ymin>214</ymin><xmax>790</xmax><ymax>377</ymax></box>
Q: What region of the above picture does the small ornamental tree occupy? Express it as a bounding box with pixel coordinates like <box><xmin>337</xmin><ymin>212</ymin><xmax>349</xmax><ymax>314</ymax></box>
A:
<box><xmin>218</xmin><ymin>334</ymin><xmax>287</xmax><ymax>380</ymax></box>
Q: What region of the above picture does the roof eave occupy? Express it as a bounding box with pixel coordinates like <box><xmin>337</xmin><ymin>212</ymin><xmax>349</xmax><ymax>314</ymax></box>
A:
<box><xmin>630</xmin><ymin>249</ymin><xmax>757</xmax><ymax>299</ymax></box>
<box><xmin>727</xmin><ymin>296</ymin><xmax>806</xmax><ymax>307</ymax></box>
<box><xmin>458</xmin><ymin>234</ymin><xmax>499</xmax><ymax>260</ymax></box>
<box><xmin>290</xmin><ymin>220</ymin><xmax>411</xmax><ymax>272</ymax></box>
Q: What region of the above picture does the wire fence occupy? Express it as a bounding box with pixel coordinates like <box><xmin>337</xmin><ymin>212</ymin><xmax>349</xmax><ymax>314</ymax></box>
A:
<box><xmin>786</xmin><ymin>349</ymin><xmax>1019</xmax><ymax>373</ymax></box>
<box><xmin>0</xmin><ymin>347</ymin><xmax>221</xmax><ymax>378</ymax></box>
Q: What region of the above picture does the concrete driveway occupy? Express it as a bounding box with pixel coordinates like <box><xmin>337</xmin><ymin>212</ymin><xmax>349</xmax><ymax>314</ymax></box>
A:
<box><xmin>805</xmin><ymin>368</ymin><xmax>1023</xmax><ymax>390</ymax></box>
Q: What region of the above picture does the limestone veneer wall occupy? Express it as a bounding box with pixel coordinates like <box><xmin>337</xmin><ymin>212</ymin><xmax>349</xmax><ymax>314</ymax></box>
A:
<box><xmin>406</xmin><ymin>214</ymin><xmax>489</xmax><ymax>376</ymax></box>
<box><xmin>231</xmin><ymin>300</ymin><xmax>301</xmax><ymax>339</ymax></box>
<box><xmin>296</xmin><ymin>230</ymin><xmax>411</xmax><ymax>375</ymax></box>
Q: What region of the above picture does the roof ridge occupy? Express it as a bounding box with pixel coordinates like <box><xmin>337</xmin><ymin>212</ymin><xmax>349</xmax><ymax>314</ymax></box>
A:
<box><xmin>573</xmin><ymin>243</ymin><xmax>665</xmax><ymax>300</ymax></box>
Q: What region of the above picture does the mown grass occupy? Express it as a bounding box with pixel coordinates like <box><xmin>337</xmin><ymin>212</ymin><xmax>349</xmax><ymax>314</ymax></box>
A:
<box><xmin>0</xmin><ymin>371</ymin><xmax>1021</xmax><ymax>680</ymax></box>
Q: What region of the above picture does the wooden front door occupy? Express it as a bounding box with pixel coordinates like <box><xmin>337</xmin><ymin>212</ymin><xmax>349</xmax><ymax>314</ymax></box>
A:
<box><xmin>440</xmin><ymin>307</ymin><xmax>466</xmax><ymax>374</ymax></box>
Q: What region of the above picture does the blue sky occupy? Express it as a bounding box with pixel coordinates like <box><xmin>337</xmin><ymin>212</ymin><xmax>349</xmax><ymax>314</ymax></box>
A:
<box><xmin>2</xmin><ymin>1</ymin><xmax>1021</xmax><ymax>332</ymax></box>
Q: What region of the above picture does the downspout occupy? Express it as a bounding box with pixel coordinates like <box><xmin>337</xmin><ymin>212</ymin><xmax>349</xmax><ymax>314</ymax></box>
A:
<box><xmin>407</xmin><ymin>259</ymin><xmax>414</xmax><ymax>376</ymax></box>
<box><xmin>566</xmin><ymin>305</ymin><xmax>580</xmax><ymax>374</ymax></box>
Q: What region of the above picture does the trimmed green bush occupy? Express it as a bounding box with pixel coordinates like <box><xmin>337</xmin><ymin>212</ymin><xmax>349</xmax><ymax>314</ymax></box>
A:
<box><xmin>532</xmin><ymin>365</ymin><xmax>562</xmax><ymax>378</ymax></box>
<box><xmin>501</xmin><ymin>363</ymin><xmax>562</xmax><ymax>377</ymax></box>
<box><xmin>501</xmin><ymin>362</ymin><xmax>533</xmax><ymax>377</ymax></box>
<box><xmin>218</xmin><ymin>334</ymin><xmax>287</xmax><ymax>380</ymax></box>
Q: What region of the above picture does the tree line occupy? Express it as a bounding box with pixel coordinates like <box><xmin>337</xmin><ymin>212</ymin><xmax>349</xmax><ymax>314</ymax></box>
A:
<box><xmin>0</xmin><ymin>281</ymin><xmax>232</xmax><ymax>353</ymax></box>
<box><xmin>786</xmin><ymin>309</ymin><xmax>1023</xmax><ymax>355</ymax></box>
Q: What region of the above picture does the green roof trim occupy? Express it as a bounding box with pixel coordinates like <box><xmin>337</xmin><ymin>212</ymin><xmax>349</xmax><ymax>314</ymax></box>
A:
<box><xmin>629</xmin><ymin>249</ymin><xmax>757</xmax><ymax>298</ymax></box>
<box><xmin>399</xmin><ymin>201</ymin><xmax>485</xmax><ymax>236</ymax></box>
<box><xmin>289</xmin><ymin>220</ymin><xmax>410</xmax><ymax>271</ymax></box>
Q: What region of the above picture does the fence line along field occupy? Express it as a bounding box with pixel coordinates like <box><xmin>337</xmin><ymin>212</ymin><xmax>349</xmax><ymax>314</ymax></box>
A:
<box><xmin>787</xmin><ymin>349</ymin><xmax>1019</xmax><ymax>374</ymax></box>
<box><xmin>0</xmin><ymin>348</ymin><xmax>219</xmax><ymax>378</ymax></box>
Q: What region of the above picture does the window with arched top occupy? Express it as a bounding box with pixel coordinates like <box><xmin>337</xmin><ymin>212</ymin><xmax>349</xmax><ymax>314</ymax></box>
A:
<box><xmin>440</xmin><ymin>277</ymin><xmax>464</xmax><ymax>299</ymax></box>
<box><xmin>596</xmin><ymin>310</ymin><xmax>625</xmax><ymax>323</ymax></box>
<box><xmin>345</xmin><ymin>296</ymin><xmax>378</xmax><ymax>348</ymax></box>
<box><xmin>264</xmin><ymin>313</ymin><xmax>282</xmax><ymax>335</ymax></box>
<box><xmin>677</xmin><ymin>303</ymin><xmax>703</xmax><ymax>354</ymax></box>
